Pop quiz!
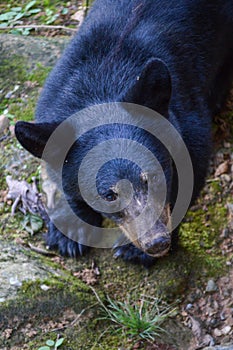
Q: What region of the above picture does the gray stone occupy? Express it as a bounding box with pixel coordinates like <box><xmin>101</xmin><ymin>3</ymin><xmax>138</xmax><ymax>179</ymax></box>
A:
<box><xmin>222</xmin><ymin>326</ymin><xmax>232</xmax><ymax>335</ymax></box>
<box><xmin>0</xmin><ymin>240</ymin><xmax>60</xmax><ymax>301</ymax></box>
<box><xmin>0</xmin><ymin>114</ymin><xmax>9</xmax><ymax>135</ymax></box>
<box><xmin>206</xmin><ymin>279</ymin><xmax>218</xmax><ymax>293</ymax></box>
<box><xmin>202</xmin><ymin>345</ymin><xmax>233</xmax><ymax>350</ymax></box>
<box><xmin>0</xmin><ymin>33</ymin><xmax>68</xmax><ymax>70</ymax></box>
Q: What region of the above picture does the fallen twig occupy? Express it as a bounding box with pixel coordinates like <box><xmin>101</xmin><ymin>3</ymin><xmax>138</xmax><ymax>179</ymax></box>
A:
<box><xmin>0</xmin><ymin>24</ymin><xmax>77</xmax><ymax>33</ymax></box>
<box><xmin>28</xmin><ymin>242</ymin><xmax>57</xmax><ymax>256</ymax></box>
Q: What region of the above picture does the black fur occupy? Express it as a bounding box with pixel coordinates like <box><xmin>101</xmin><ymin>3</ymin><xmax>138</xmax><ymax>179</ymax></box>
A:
<box><xmin>15</xmin><ymin>0</ymin><xmax>233</xmax><ymax>266</ymax></box>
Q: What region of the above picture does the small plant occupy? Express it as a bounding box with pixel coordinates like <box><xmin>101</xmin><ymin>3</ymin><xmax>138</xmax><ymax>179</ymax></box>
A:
<box><xmin>92</xmin><ymin>287</ymin><xmax>176</xmax><ymax>342</ymax></box>
<box><xmin>44</xmin><ymin>8</ymin><xmax>59</xmax><ymax>25</ymax></box>
<box><xmin>38</xmin><ymin>336</ymin><xmax>64</xmax><ymax>350</ymax></box>
<box><xmin>0</xmin><ymin>0</ymin><xmax>41</xmax><ymax>35</ymax></box>
<box><xmin>21</xmin><ymin>213</ymin><xmax>43</xmax><ymax>235</ymax></box>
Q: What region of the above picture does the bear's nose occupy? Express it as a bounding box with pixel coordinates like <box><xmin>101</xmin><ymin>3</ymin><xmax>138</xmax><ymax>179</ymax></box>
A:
<box><xmin>145</xmin><ymin>236</ymin><xmax>171</xmax><ymax>256</ymax></box>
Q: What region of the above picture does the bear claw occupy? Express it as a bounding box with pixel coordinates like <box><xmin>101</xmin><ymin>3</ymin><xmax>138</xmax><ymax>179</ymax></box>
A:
<box><xmin>113</xmin><ymin>244</ymin><xmax>156</xmax><ymax>268</ymax></box>
<box><xmin>46</xmin><ymin>222</ymin><xmax>89</xmax><ymax>258</ymax></box>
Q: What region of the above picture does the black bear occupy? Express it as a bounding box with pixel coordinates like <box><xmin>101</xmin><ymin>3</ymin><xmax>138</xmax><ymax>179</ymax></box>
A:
<box><xmin>15</xmin><ymin>0</ymin><xmax>233</xmax><ymax>266</ymax></box>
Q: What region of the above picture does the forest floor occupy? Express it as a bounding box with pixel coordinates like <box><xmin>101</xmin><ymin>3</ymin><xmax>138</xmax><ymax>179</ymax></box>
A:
<box><xmin>0</xmin><ymin>2</ymin><xmax>233</xmax><ymax>349</ymax></box>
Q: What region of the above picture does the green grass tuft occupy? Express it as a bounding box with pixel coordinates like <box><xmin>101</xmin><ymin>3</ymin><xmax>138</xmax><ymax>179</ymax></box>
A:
<box><xmin>91</xmin><ymin>287</ymin><xmax>176</xmax><ymax>342</ymax></box>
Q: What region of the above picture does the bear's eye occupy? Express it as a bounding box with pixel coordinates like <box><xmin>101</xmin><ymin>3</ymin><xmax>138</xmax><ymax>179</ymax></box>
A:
<box><xmin>104</xmin><ymin>190</ymin><xmax>118</xmax><ymax>202</ymax></box>
<box><xmin>140</xmin><ymin>172</ymin><xmax>148</xmax><ymax>185</ymax></box>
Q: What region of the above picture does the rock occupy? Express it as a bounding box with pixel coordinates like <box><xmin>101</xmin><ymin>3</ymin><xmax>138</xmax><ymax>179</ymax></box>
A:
<box><xmin>222</xmin><ymin>326</ymin><xmax>231</xmax><ymax>335</ymax></box>
<box><xmin>0</xmin><ymin>33</ymin><xmax>68</xmax><ymax>71</ymax></box>
<box><xmin>202</xmin><ymin>334</ymin><xmax>215</xmax><ymax>347</ymax></box>
<box><xmin>0</xmin><ymin>114</ymin><xmax>10</xmax><ymax>135</ymax></box>
<box><xmin>186</xmin><ymin>303</ymin><xmax>193</xmax><ymax>310</ymax></box>
<box><xmin>5</xmin><ymin>84</ymin><xmax>20</xmax><ymax>99</ymax></box>
<box><xmin>220</xmin><ymin>174</ymin><xmax>231</xmax><ymax>183</ymax></box>
<box><xmin>0</xmin><ymin>240</ymin><xmax>59</xmax><ymax>301</ymax></box>
<box><xmin>202</xmin><ymin>345</ymin><xmax>233</xmax><ymax>350</ymax></box>
<box><xmin>40</xmin><ymin>284</ymin><xmax>50</xmax><ymax>291</ymax></box>
<box><xmin>213</xmin><ymin>328</ymin><xmax>222</xmax><ymax>337</ymax></box>
<box><xmin>223</xmin><ymin>141</ymin><xmax>231</xmax><ymax>148</ymax></box>
<box><xmin>9</xmin><ymin>276</ymin><xmax>22</xmax><ymax>287</ymax></box>
<box><xmin>206</xmin><ymin>279</ymin><xmax>218</xmax><ymax>293</ymax></box>
<box><xmin>9</xmin><ymin>124</ymin><xmax>15</xmax><ymax>137</ymax></box>
<box><xmin>227</xmin><ymin>203</ymin><xmax>233</xmax><ymax>215</ymax></box>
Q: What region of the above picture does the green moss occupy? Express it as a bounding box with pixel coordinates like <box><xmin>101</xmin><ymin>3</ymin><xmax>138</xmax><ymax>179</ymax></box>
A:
<box><xmin>0</xmin><ymin>273</ymin><xmax>96</xmax><ymax>348</ymax></box>
<box><xmin>180</xmin><ymin>205</ymin><xmax>226</xmax><ymax>252</ymax></box>
<box><xmin>28</xmin><ymin>326</ymin><xmax>129</xmax><ymax>350</ymax></box>
<box><xmin>64</xmin><ymin>330</ymin><xmax>130</xmax><ymax>350</ymax></box>
<box><xmin>0</xmin><ymin>54</ymin><xmax>51</xmax><ymax>121</ymax></box>
<box><xmin>179</xmin><ymin>180</ymin><xmax>228</xmax><ymax>277</ymax></box>
<box><xmin>0</xmin><ymin>56</ymin><xmax>27</xmax><ymax>91</ymax></box>
<box><xmin>0</xmin><ymin>212</ymin><xmax>24</xmax><ymax>236</ymax></box>
<box><xmin>8</xmin><ymin>96</ymin><xmax>37</xmax><ymax>122</ymax></box>
<box><xmin>0</xmin><ymin>267</ymin><xmax>129</xmax><ymax>350</ymax></box>
<box><xmin>28</xmin><ymin>63</ymin><xmax>51</xmax><ymax>86</ymax></box>
<box><xmin>0</xmin><ymin>165</ymin><xmax>7</xmax><ymax>191</ymax></box>
<box><xmin>19</xmin><ymin>273</ymin><xmax>90</xmax><ymax>297</ymax></box>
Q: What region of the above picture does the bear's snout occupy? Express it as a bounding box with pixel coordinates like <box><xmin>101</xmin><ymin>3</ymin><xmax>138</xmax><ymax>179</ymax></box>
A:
<box><xmin>144</xmin><ymin>236</ymin><xmax>171</xmax><ymax>257</ymax></box>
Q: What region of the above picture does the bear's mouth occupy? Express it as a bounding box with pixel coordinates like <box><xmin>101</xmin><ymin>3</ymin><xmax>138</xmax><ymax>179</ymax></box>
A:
<box><xmin>120</xmin><ymin>204</ymin><xmax>172</xmax><ymax>257</ymax></box>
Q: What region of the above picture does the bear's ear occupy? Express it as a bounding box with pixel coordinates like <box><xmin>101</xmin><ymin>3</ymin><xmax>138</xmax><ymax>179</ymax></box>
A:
<box><xmin>15</xmin><ymin>121</ymin><xmax>60</xmax><ymax>159</ymax></box>
<box><xmin>123</xmin><ymin>58</ymin><xmax>172</xmax><ymax>114</ymax></box>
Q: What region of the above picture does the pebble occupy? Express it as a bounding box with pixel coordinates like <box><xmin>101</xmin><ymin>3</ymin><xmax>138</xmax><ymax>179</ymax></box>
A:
<box><xmin>213</xmin><ymin>328</ymin><xmax>222</xmax><ymax>337</ymax></box>
<box><xmin>0</xmin><ymin>114</ymin><xmax>10</xmax><ymax>135</ymax></box>
<box><xmin>9</xmin><ymin>277</ymin><xmax>22</xmax><ymax>287</ymax></box>
<box><xmin>40</xmin><ymin>284</ymin><xmax>50</xmax><ymax>291</ymax></box>
<box><xmin>220</xmin><ymin>311</ymin><xmax>227</xmax><ymax>321</ymax></box>
<box><xmin>222</xmin><ymin>326</ymin><xmax>231</xmax><ymax>335</ymax></box>
<box><xmin>221</xmin><ymin>228</ymin><xmax>230</xmax><ymax>238</ymax></box>
<box><xmin>186</xmin><ymin>303</ymin><xmax>193</xmax><ymax>310</ymax></box>
<box><xmin>227</xmin><ymin>203</ymin><xmax>233</xmax><ymax>215</ymax></box>
<box><xmin>206</xmin><ymin>279</ymin><xmax>218</xmax><ymax>293</ymax></box>
<box><xmin>223</xmin><ymin>141</ymin><xmax>231</xmax><ymax>148</ymax></box>
<box><xmin>5</xmin><ymin>84</ymin><xmax>19</xmax><ymax>99</ymax></box>
<box><xmin>220</xmin><ymin>174</ymin><xmax>231</xmax><ymax>183</ymax></box>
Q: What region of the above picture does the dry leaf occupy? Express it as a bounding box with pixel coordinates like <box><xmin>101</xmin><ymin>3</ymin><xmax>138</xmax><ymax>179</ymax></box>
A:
<box><xmin>214</xmin><ymin>160</ymin><xmax>229</xmax><ymax>177</ymax></box>
<box><xmin>71</xmin><ymin>9</ymin><xmax>85</xmax><ymax>23</ymax></box>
